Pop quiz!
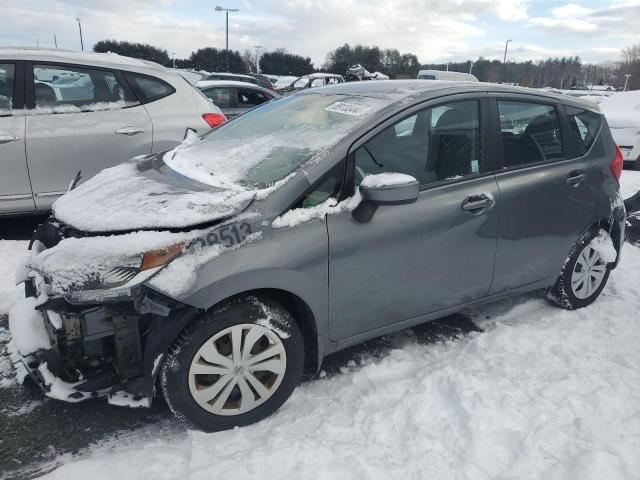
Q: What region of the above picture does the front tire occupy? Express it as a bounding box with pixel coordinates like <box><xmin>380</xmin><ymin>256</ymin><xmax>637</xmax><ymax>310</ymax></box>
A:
<box><xmin>160</xmin><ymin>295</ymin><xmax>304</xmax><ymax>432</ymax></box>
<box><xmin>547</xmin><ymin>228</ymin><xmax>613</xmax><ymax>310</ymax></box>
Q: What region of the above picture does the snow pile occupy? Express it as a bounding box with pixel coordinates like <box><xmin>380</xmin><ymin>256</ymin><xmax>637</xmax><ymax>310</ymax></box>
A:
<box><xmin>360</xmin><ymin>172</ymin><xmax>417</xmax><ymax>188</ymax></box>
<box><xmin>38</xmin><ymin>363</ymin><xmax>88</xmax><ymax>402</ymax></box>
<box><xmin>52</xmin><ymin>162</ymin><xmax>258</xmax><ymax>232</ymax></box>
<box><xmin>600</xmin><ymin>91</ymin><xmax>640</xmax><ymax>147</ymax></box>
<box><xmin>272</xmin><ymin>191</ymin><xmax>361</xmax><ymax>229</ymax></box>
<box><xmin>40</xmin><ymin>243</ymin><xmax>640</xmax><ymax>480</ymax></box>
<box><xmin>620</xmin><ymin>170</ymin><xmax>640</xmax><ymax>199</ymax></box>
<box><xmin>591</xmin><ymin>229</ymin><xmax>618</xmax><ymax>263</ymax></box>
<box><xmin>8</xmin><ymin>297</ymin><xmax>51</xmax><ymax>355</ymax></box>
<box><xmin>0</xmin><ymin>240</ymin><xmax>28</xmax><ymax>315</ymax></box>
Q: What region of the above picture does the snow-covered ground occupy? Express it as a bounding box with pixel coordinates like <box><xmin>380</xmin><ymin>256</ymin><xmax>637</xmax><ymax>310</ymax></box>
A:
<box><xmin>0</xmin><ymin>240</ymin><xmax>29</xmax><ymax>316</ymax></box>
<box><xmin>1</xmin><ymin>172</ymin><xmax>640</xmax><ymax>480</ymax></box>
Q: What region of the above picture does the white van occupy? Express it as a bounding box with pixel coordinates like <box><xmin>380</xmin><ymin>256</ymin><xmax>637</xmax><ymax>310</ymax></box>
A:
<box><xmin>417</xmin><ymin>69</ymin><xmax>478</xmax><ymax>82</ymax></box>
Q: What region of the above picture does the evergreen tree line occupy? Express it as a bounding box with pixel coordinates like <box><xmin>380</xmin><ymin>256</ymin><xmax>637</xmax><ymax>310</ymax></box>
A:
<box><xmin>94</xmin><ymin>39</ymin><xmax>640</xmax><ymax>89</ymax></box>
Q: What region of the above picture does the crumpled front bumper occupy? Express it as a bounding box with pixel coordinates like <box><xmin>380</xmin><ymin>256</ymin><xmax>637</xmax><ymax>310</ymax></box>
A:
<box><xmin>8</xmin><ymin>277</ymin><xmax>151</xmax><ymax>407</ymax></box>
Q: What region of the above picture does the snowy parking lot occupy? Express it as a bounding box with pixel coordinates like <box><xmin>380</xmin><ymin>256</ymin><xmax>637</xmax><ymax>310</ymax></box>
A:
<box><xmin>1</xmin><ymin>171</ymin><xmax>639</xmax><ymax>480</ymax></box>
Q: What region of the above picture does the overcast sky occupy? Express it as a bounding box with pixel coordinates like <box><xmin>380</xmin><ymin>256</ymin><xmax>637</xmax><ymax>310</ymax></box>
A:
<box><xmin>2</xmin><ymin>1</ymin><xmax>640</xmax><ymax>66</ymax></box>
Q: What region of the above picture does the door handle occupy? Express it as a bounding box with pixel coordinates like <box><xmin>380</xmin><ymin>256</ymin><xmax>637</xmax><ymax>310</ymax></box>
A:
<box><xmin>0</xmin><ymin>135</ymin><xmax>19</xmax><ymax>144</ymax></box>
<box><xmin>566</xmin><ymin>172</ymin><xmax>587</xmax><ymax>187</ymax></box>
<box><xmin>115</xmin><ymin>126</ymin><xmax>144</xmax><ymax>136</ymax></box>
<box><xmin>461</xmin><ymin>194</ymin><xmax>494</xmax><ymax>213</ymax></box>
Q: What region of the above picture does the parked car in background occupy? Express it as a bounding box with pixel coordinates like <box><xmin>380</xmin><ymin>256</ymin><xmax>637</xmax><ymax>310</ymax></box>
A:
<box><xmin>11</xmin><ymin>81</ymin><xmax>625</xmax><ymax>432</ymax></box>
<box><xmin>204</xmin><ymin>72</ymin><xmax>273</xmax><ymax>90</ymax></box>
<box><xmin>417</xmin><ymin>69</ymin><xmax>478</xmax><ymax>82</ymax></box>
<box><xmin>598</xmin><ymin>91</ymin><xmax>640</xmax><ymax>170</ymax></box>
<box><xmin>196</xmin><ymin>80</ymin><xmax>279</xmax><ymax>118</ymax></box>
<box><xmin>0</xmin><ymin>47</ymin><xmax>224</xmax><ymax>216</ymax></box>
<box><xmin>277</xmin><ymin>73</ymin><xmax>344</xmax><ymax>92</ymax></box>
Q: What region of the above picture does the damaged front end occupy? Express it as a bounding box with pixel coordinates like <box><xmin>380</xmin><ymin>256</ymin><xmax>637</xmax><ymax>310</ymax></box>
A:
<box><xmin>9</xmin><ymin>220</ymin><xmax>199</xmax><ymax>407</ymax></box>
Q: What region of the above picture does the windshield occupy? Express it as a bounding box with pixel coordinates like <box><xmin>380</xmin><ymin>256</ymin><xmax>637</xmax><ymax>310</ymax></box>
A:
<box><xmin>164</xmin><ymin>93</ymin><xmax>386</xmax><ymax>189</ymax></box>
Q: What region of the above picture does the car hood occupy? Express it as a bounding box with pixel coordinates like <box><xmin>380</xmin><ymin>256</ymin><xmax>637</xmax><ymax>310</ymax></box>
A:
<box><xmin>52</xmin><ymin>156</ymin><xmax>259</xmax><ymax>233</ymax></box>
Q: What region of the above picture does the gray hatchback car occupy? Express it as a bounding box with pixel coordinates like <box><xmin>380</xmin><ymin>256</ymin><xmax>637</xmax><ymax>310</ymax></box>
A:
<box><xmin>10</xmin><ymin>81</ymin><xmax>625</xmax><ymax>431</ymax></box>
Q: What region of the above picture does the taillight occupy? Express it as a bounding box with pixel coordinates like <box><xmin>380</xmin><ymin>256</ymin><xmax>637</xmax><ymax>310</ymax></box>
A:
<box><xmin>202</xmin><ymin>113</ymin><xmax>226</xmax><ymax>128</ymax></box>
<box><xmin>610</xmin><ymin>144</ymin><xmax>624</xmax><ymax>182</ymax></box>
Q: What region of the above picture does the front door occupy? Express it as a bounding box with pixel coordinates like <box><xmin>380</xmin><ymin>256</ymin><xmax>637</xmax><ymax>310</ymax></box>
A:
<box><xmin>0</xmin><ymin>62</ymin><xmax>35</xmax><ymax>214</ymax></box>
<box><xmin>25</xmin><ymin>62</ymin><xmax>152</xmax><ymax>210</ymax></box>
<box><xmin>489</xmin><ymin>97</ymin><xmax>595</xmax><ymax>293</ymax></box>
<box><xmin>328</xmin><ymin>98</ymin><xmax>500</xmax><ymax>340</ymax></box>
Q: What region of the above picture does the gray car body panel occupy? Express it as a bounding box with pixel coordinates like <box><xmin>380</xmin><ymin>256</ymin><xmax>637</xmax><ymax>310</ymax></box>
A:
<box><xmin>141</xmin><ymin>81</ymin><xmax>623</xmax><ymax>361</ymax></box>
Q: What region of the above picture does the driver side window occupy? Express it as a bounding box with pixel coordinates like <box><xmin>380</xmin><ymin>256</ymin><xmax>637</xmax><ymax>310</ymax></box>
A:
<box><xmin>354</xmin><ymin>100</ymin><xmax>481</xmax><ymax>187</ymax></box>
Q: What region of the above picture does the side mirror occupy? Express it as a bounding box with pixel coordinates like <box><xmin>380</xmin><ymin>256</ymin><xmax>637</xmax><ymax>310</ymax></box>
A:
<box><xmin>353</xmin><ymin>173</ymin><xmax>419</xmax><ymax>223</ymax></box>
<box><xmin>359</xmin><ymin>173</ymin><xmax>419</xmax><ymax>205</ymax></box>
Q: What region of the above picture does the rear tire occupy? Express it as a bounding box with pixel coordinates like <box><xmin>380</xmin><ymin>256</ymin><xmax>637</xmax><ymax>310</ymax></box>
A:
<box><xmin>547</xmin><ymin>228</ymin><xmax>613</xmax><ymax>310</ymax></box>
<box><xmin>160</xmin><ymin>295</ymin><xmax>304</xmax><ymax>432</ymax></box>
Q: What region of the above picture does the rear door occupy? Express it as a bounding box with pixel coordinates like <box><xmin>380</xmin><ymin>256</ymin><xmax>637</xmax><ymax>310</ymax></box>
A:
<box><xmin>0</xmin><ymin>61</ymin><xmax>35</xmax><ymax>214</ymax></box>
<box><xmin>327</xmin><ymin>96</ymin><xmax>501</xmax><ymax>341</ymax></box>
<box><xmin>489</xmin><ymin>95</ymin><xmax>594</xmax><ymax>293</ymax></box>
<box><xmin>25</xmin><ymin>62</ymin><xmax>152</xmax><ymax>210</ymax></box>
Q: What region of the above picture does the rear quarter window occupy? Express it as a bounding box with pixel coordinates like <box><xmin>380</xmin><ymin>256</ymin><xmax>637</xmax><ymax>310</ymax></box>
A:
<box><xmin>124</xmin><ymin>72</ymin><xmax>175</xmax><ymax>103</ymax></box>
<box><xmin>565</xmin><ymin>105</ymin><xmax>602</xmax><ymax>156</ymax></box>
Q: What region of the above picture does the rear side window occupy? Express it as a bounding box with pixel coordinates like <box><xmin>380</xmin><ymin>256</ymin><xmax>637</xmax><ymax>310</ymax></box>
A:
<box><xmin>565</xmin><ymin>106</ymin><xmax>602</xmax><ymax>156</ymax></box>
<box><xmin>124</xmin><ymin>72</ymin><xmax>175</xmax><ymax>103</ymax></box>
<box><xmin>201</xmin><ymin>87</ymin><xmax>233</xmax><ymax>108</ymax></box>
<box><xmin>32</xmin><ymin>64</ymin><xmax>137</xmax><ymax>110</ymax></box>
<box><xmin>498</xmin><ymin>100</ymin><xmax>564</xmax><ymax>167</ymax></box>
<box><xmin>238</xmin><ymin>89</ymin><xmax>268</xmax><ymax>107</ymax></box>
<box><xmin>0</xmin><ymin>63</ymin><xmax>15</xmax><ymax>112</ymax></box>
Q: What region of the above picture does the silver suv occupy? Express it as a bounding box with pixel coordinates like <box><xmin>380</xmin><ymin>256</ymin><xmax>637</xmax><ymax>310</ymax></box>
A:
<box><xmin>10</xmin><ymin>81</ymin><xmax>626</xmax><ymax>432</ymax></box>
<box><xmin>0</xmin><ymin>47</ymin><xmax>224</xmax><ymax>215</ymax></box>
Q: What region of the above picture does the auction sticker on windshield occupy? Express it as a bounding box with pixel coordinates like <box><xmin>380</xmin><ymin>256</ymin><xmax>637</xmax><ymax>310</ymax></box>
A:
<box><xmin>324</xmin><ymin>101</ymin><xmax>369</xmax><ymax>116</ymax></box>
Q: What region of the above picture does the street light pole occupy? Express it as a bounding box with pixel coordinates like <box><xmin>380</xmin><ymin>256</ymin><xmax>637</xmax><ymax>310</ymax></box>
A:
<box><xmin>215</xmin><ymin>6</ymin><xmax>239</xmax><ymax>72</ymax></box>
<box><xmin>502</xmin><ymin>39</ymin><xmax>512</xmax><ymax>84</ymax></box>
<box><xmin>624</xmin><ymin>74</ymin><xmax>631</xmax><ymax>91</ymax></box>
<box><xmin>75</xmin><ymin>17</ymin><xmax>84</xmax><ymax>51</ymax></box>
<box><xmin>171</xmin><ymin>52</ymin><xmax>177</xmax><ymax>69</ymax></box>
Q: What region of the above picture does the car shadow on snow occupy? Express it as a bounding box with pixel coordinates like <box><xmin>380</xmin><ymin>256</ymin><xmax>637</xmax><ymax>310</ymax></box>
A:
<box><xmin>0</xmin><ymin>311</ymin><xmax>484</xmax><ymax>480</ymax></box>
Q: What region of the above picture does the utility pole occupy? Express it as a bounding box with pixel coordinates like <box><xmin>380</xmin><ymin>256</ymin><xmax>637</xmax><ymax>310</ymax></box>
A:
<box><xmin>171</xmin><ymin>52</ymin><xmax>177</xmax><ymax>69</ymax></box>
<box><xmin>53</xmin><ymin>34</ymin><xmax>58</xmax><ymax>48</ymax></box>
<box><xmin>624</xmin><ymin>74</ymin><xmax>631</xmax><ymax>91</ymax></box>
<box><xmin>75</xmin><ymin>17</ymin><xmax>84</xmax><ymax>51</ymax></box>
<box><xmin>215</xmin><ymin>6</ymin><xmax>239</xmax><ymax>72</ymax></box>
<box><xmin>469</xmin><ymin>61</ymin><xmax>474</xmax><ymax>74</ymax></box>
<box><xmin>502</xmin><ymin>39</ymin><xmax>512</xmax><ymax>84</ymax></box>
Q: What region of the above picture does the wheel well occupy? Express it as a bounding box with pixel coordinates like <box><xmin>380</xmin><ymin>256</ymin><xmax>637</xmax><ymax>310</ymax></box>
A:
<box><xmin>593</xmin><ymin>216</ymin><xmax>623</xmax><ymax>266</ymax></box>
<box><xmin>216</xmin><ymin>289</ymin><xmax>320</xmax><ymax>377</ymax></box>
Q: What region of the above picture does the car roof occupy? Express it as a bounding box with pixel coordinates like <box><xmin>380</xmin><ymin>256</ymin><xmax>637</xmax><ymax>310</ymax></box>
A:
<box><xmin>0</xmin><ymin>47</ymin><xmax>167</xmax><ymax>73</ymax></box>
<box><xmin>197</xmin><ymin>79</ymin><xmax>270</xmax><ymax>90</ymax></box>
<box><xmin>300</xmin><ymin>80</ymin><xmax>600</xmax><ymax>112</ymax></box>
<box><xmin>207</xmin><ymin>72</ymin><xmax>256</xmax><ymax>79</ymax></box>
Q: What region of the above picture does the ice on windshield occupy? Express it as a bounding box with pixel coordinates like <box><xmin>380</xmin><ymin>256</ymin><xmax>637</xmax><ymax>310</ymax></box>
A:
<box><xmin>163</xmin><ymin>94</ymin><xmax>386</xmax><ymax>189</ymax></box>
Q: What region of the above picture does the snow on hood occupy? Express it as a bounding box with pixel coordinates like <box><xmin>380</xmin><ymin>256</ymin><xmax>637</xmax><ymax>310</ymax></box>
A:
<box><xmin>52</xmin><ymin>159</ymin><xmax>276</xmax><ymax>233</ymax></box>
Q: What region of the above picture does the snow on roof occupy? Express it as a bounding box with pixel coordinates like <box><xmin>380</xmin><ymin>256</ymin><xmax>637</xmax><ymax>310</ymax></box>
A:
<box><xmin>196</xmin><ymin>80</ymin><xmax>267</xmax><ymax>89</ymax></box>
<box><xmin>0</xmin><ymin>47</ymin><xmax>166</xmax><ymax>71</ymax></box>
<box><xmin>300</xmin><ymin>73</ymin><xmax>344</xmax><ymax>79</ymax></box>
